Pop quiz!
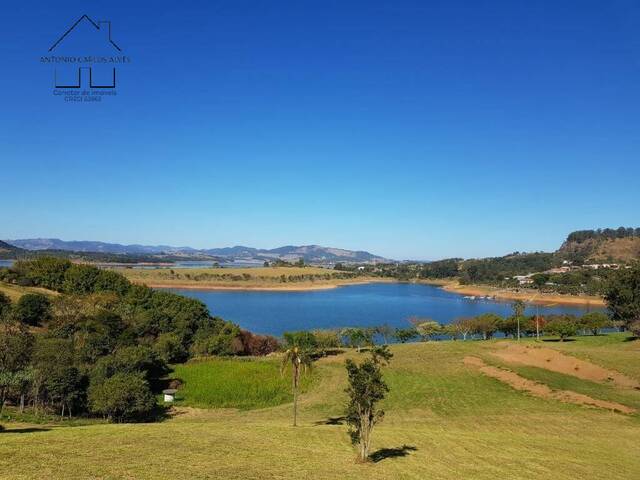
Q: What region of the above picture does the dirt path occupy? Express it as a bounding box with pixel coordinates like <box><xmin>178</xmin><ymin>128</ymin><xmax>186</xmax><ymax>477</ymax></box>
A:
<box><xmin>490</xmin><ymin>343</ymin><xmax>640</xmax><ymax>390</ymax></box>
<box><xmin>463</xmin><ymin>356</ymin><xmax>635</xmax><ymax>414</ymax></box>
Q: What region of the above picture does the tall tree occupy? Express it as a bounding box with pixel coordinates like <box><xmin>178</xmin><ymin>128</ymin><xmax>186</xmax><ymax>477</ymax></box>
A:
<box><xmin>605</xmin><ymin>265</ymin><xmax>640</xmax><ymax>332</ymax></box>
<box><xmin>281</xmin><ymin>346</ymin><xmax>313</xmax><ymax>426</ymax></box>
<box><xmin>512</xmin><ymin>300</ymin><xmax>526</xmax><ymax>340</ymax></box>
<box><xmin>0</xmin><ymin>304</ymin><xmax>34</xmax><ymax>420</ymax></box>
<box><xmin>345</xmin><ymin>346</ymin><xmax>392</xmax><ymax>462</ymax></box>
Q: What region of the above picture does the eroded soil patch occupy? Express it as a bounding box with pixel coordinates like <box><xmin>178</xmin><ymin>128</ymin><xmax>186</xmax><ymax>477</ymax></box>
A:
<box><xmin>490</xmin><ymin>343</ymin><xmax>639</xmax><ymax>390</ymax></box>
<box><xmin>463</xmin><ymin>356</ymin><xmax>635</xmax><ymax>414</ymax></box>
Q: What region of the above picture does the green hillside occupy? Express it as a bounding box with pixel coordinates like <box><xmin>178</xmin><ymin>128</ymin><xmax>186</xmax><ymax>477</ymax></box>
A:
<box><xmin>2</xmin><ymin>335</ymin><xmax>639</xmax><ymax>480</ymax></box>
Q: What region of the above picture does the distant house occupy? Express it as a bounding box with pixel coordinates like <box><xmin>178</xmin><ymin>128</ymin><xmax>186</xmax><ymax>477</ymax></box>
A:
<box><xmin>513</xmin><ymin>274</ymin><xmax>534</xmax><ymax>285</ymax></box>
<box><xmin>544</xmin><ymin>267</ymin><xmax>571</xmax><ymax>274</ymax></box>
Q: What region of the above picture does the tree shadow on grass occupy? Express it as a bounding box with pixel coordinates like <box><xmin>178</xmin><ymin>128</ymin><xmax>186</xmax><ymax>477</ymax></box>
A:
<box><xmin>542</xmin><ymin>338</ymin><xmax>576</xmax><ymax>342</ymax></box>
<box><xmin>369</xmin><ymin>445</ymin><xmax>417</xmax><ymax>463</ymax></box>
<box><xmin>313</xmin><ymin>416</ymin><xmax>346</xmax><ymax>426</ymax></box>
<box><xmin>1</xmin><ymin>427</ymin><xmax>51</xmax><ymax>434</ymax></box>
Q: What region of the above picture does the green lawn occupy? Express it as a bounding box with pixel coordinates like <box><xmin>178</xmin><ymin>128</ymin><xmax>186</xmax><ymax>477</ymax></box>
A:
<box><xmin>170</xmin><ymin>357</ymin><xmax>314</xmax><ymax>409</ymax></box>
<box><xmin>1</xmin><ymin>338</ymin><xmax>639</xmax><ymax>480</ymax></box>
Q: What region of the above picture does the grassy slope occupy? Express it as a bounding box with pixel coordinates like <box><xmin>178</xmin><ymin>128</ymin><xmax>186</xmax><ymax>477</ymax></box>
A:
<box><xmin>0</xmin><ymin>282</ymin><xmax>57</xmax><ymax>302</ymax></box>
<box><xmin>1</xmin><ymin>337</ymin><xmax>639</xmax><ymax>479</ymax></box>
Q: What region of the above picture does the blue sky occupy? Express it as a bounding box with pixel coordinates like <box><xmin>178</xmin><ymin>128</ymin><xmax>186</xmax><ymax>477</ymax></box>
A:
<box><xmin>1</xmin><ymin>0</ymin><xmax>639</xmax><ymax>260</ymax></box>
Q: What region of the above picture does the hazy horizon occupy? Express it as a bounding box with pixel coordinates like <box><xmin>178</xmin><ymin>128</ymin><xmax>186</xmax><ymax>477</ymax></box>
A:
<box><xmin>2</xmin><ymin>228</ymin><xmax>604</xmax><ymax>261</ymax></box>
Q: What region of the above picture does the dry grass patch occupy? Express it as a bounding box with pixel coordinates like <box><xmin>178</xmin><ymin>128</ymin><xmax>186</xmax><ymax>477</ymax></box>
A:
<box><xmin>490</xmin><ymin>342</ymin><xmax>639</xmax><ymax>389</ymax></box>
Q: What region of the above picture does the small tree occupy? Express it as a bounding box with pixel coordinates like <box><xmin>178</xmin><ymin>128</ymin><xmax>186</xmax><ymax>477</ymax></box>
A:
<box><xmin>345</xmin><ymin>346</ymin><xmax>393</xmax><ymax>462</ymax></box>
<box><xmin>545</xmin><ymin>315</ymin><xmax>578</xmax><ymax>341</ymax></box>
<box><xmin>412</xmin><ymin>319</ymin><xmax>442</xmax><ymax>341</ymax></box>
<box><xmin>88</xmin><ymin>372</ymin><xmax>156</xmax><ymax>422</ymax></box>
<box><xmin>281</xmin><ymin>346</ymin><xmax>313</xmax><ymax>426</ymax></box>
<box><xmin>451</xmin><ymin>317</ymin><xmax>473</xmax><ymax>340</ymax></box>
<box><xmin>393</xmin><ymin>327</ymin><xmax>418</xmax><ymax>343</ymax></box>
<box><xmin>341</xmin><ymin>328</ymin><xmax>372</xmax><ymax>352</ymax></box>
<box><xmin>472</xmin><ymin>313</ymin><xmax>500</xmax><ymax>340</ymax></box>
<box><xmin>580</xmin><ymin>312</ymin><xmax>610</xmax><ymax>336</ymax></box>
<box><xmin>374</xmin><ymin>324</ymin><xmax>394</xmax><ymax>345</ymax></box>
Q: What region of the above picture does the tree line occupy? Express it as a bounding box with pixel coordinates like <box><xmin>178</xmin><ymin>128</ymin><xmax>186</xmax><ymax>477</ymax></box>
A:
<box><xmin>566</xmin><ymin>227</ymin><xmax>640</xmax><ymax>243</ymax></box>
<box><xmin>0</xmin><ymin>258</ymin><xmax>279</xmax><ymax>424</ymax></box>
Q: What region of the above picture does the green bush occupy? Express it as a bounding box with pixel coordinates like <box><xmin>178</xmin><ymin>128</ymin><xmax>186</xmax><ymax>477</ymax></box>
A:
<box><xmin>13</xmin><ymin>293</ymin><xmax>51</xmax><ymax>326</ymax></box>
<box><xmin>88</xmin><ymin>372</ymin><xmax>156</xmax><ymax>422</ymax></box>
<box><xmin>190</xmin><ymin>321</ymin><xmax>242</xmax><ymax>356</ymax></box>
<box><xmin>153</xmin><ymin>332</ymin><xmax>188</xmax><ymax>363</ymax></box>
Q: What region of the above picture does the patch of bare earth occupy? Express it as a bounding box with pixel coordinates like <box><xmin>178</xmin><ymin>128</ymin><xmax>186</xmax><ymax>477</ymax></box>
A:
<box><xmin>463</xmin><ymin>356</ymin><xmax>635</xmax><ymax>414</ymax></box>
<box><xmin>490</xmin><ymin>343</ymin><xmax>640</xmax><ymax>390</ymax></box>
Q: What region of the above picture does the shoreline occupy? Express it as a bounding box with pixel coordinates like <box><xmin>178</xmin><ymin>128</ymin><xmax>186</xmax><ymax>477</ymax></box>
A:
<box><xmin>437</xmin><ymin>281</ymin><xmax>605</xmax><ymax>307</ymax></box>
<box><xmin>140</xmin><ymin>278</ymin><xmax>394</xmax><ymax>292</ymax></box>
<box><xmin>143</xmin><ymin>277</ymin><xmax>604</xmax><ymax>306</ymax></box>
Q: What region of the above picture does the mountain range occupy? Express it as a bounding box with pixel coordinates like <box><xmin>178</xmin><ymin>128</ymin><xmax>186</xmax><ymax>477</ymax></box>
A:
<box><xmin>4</xmin><ymin>239</ymin><xmax>390</xmax><ymax>264</ymax></box>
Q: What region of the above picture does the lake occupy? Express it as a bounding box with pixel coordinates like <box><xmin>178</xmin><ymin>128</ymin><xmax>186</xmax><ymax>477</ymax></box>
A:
<box><xmin>170</xmin><ymin>282</ymin><xmax>598</xmax><ymax>336</ymax></box>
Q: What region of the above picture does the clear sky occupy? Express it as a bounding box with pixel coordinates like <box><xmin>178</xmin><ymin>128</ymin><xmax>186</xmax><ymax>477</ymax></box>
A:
<box><xmin>1</xmin><ymin>0</ymin><xmax>639</xmax><ymax>260</ymax></box>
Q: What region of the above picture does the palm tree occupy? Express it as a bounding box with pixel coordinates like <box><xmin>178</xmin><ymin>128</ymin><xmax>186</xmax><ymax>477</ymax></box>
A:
<box><xmin>512</xmin><ymin>300</ymin><xmax>526</xmax><ymax>340</ymax></box>
<box><xmin>281</xmin><ymin>346</ymin><xmax>313</xmax><ymax>426</ymax></box>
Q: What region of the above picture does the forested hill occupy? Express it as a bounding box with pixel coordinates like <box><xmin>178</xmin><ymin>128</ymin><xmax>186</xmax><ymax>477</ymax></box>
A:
<box><xmin>558</xmin><ymin>228</ymin><xmax>640</xmax><ymax>263</ymax></box>
<box><xmin>0</xmin><ymin>240</ymin><xmax>24</xmax><ymax>259</ymax></box>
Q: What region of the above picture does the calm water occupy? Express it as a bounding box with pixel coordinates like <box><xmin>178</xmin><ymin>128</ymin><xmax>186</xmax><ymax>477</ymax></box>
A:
<box><xmin>170</xmin><ymin>283</ymin><xmax>598</xmax><ymax>336</ymax></box>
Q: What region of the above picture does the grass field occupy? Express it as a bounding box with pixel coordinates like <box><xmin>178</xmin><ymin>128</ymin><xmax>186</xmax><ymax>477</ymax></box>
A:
<box><xmin>0</xmin><ymin>282</ymin><xmax>57</xmax><ymax>302</ymax></box>
<box><xmin>1</xmin><ymin>335</ymin><xmax>639</xmax><ymax>479</ymax></box>
<box><xmin>116</xmin><ymin>266</ymin><xmax>380</xmax><ymax>291</ymax></box>
<box><xmin>171</xmin><ymin>357</ymin><xmax>314</xmax><ymax>409</ymax></box>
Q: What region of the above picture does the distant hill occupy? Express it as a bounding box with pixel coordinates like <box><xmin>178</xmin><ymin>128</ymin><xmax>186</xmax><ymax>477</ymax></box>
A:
<box><xmin>0</xmin><ymin>240</ymin><xmax>25</xmax><ymax>259</ymax></box>
<box><xmin>5</xmin><ymin>239</ymin><xmax>390</xmax><ymax>264</ymax></box>
<box><xmin>6</xmin><ymin>238</ymin><xmax>196</xmax><ymax>255</ymax></box>
<box><xmin>558</xmin><ymin>227</ymin><xmax>640</xmax><ymax>263</ymax></box>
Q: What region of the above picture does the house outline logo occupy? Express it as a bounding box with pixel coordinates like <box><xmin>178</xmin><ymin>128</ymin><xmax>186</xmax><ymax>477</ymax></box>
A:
<box><xmin>49</xmin><ymin>14</ymin><xmax>121</xmax><ymax>52</ymax></box>
<box><xmin>41</xmin><ymin>14</ymin><xmax>130</xmax><ymax>96</ymax></box>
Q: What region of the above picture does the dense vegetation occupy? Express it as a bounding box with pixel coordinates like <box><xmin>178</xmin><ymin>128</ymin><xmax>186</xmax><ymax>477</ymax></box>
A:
<box><xmin>0</xmin><ymin>258</ymin><xmax>278</xmax><ymax>423</ymax></box>
<box><xmin>566</xmin><ymin>227</ymin><xmax>640</xmax><ymax>243</ymax></box>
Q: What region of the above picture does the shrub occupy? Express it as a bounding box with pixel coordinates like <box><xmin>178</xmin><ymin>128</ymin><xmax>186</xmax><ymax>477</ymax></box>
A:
<box><xmin>13</xmin><ymin>293</ymin><xmax>51</xmax><ymax>326</ymax></box>
<box><xmin>13</xmin><ymin>257</ymin><xmax>71</xmax><ymax>291</ymax></box>
<box><xmin>153</xmin><ymin>332</ymin><xmax>188</xmax><ymax>363</ymax></box>
<box><xmin>63</xmin><ymin>264</ymin><xmax>100</xmax><ymax>294</ymax></box>
<box><xmin>91</xmin><ymin>346</ymin><xmax>169</xmax><ymax>388</ymax></box>
<box><xmin>190</xmin><ymin>321</ymin><xmax>242</xmax><ymax>356</ymax></box>
<box><xmin>0</xmin><ymin>292</ymin><xmax>11</xmax><ymax>318</ymax></box>
<box><xmin>312</xmin><ymin>329</ymin><xmax>342</xmax><ymax>350</ymax></box>
<box><xmin>393</xmin><ymin>327</ymin><xmax>418</xmax><ymax>343</ymax></box>
<box><xmin>93</xmin><ymin>270</ymin><xmax>131</xmax><ymax>296</ymax></box>
<box><xmin>238</xmin><ymin>330</ymin><xmax>280</xmax><ymax>356</ymax></box>
<box><xmin>88</xmin><ymin>372</ymin><xmax>156</xmax><ymax>422</ymax></box>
